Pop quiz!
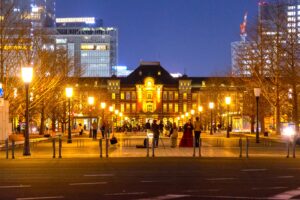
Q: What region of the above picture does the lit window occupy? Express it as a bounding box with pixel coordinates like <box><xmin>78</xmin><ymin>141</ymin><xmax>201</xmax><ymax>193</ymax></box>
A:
<box><xmin>169</xmin><ymin>92</ymin><xmax>173</xmax><ymax>100</ymax></box>
<box><xmin>175</xmin><ymin>104</ymin><xmax>178</xmax><ymax>113</ymax></box>
<box><xmin>169</xmin><ymin>104</ymin><xmax>173</xmax><ymax>112</ymax></box>
<box><xmin>126</xmin><ymin>92</ymin><xmax>130</xmax><ymax>100</ymax></box>
<box><xmin>163</xmin><ymin>104</ymin><xmax>168</xmax><ymax>112</ymax></box>
<box><xmin>126</xmin><ymin>103</ymin><xmax>130</xmax><ymax>112</ymax></box>
<box><xmin>163</xmin><ymin>92</ymin><xmax>168</xmax><ymax>100</ymax></box>
<box><xmin>132</xmin><ymin>92</ymin><xmax>136</xmax><ymax>100</ymax></box>
<box><xmin>174</xmin><ymin>92</ymin><xmax>178</xmax><ymax>100</ymax></box>
<box><xmin>147</xmin><ymin>93</ymin><xmax>152</xmax><ymax>100</ymax></box>
<box><xmin>112</xmin><ymin>93</ymin><xmax>116</xmax><ymax>100</ymax></box>
<box><xmin>147</xmin><ymin>104</ymin><xmax>153</xmax><ymax>112</ymax></box>
<box><xmin>183</xmin><ymin>93</ymin><xmax>187</xmax><ymax>100</ymax></box>
<box><xmin>183</xmin><ymin>103</ymin><xmax>187</xmax><ymax>112</ymax></box>
<box><xmin>132</xmin><ymin>103</ymin><xmax>136</xmax><ymax>112</ymax></box>
<box><xmin>121</xmin><ymin>92</ymin><xmax>125</xmax><ymax>100</ymax></box>
<box><xmin>121</xmin><ymin>104</ymin><xmax>125</xmax><ymax>112</ymax></box>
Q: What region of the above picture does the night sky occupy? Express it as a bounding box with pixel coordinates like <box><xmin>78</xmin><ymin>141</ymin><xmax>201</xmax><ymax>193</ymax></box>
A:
<box><xmin>56</xmin><ymin>0</ymin><xmax>258</xmax><ymax>76</ymax></box>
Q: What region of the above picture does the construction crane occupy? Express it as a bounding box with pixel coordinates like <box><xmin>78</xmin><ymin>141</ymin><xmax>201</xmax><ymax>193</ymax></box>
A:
<box><xmin>240</xmin><ymin>12</ymin><xmax>248</xmax><ymax>42</ymax></box>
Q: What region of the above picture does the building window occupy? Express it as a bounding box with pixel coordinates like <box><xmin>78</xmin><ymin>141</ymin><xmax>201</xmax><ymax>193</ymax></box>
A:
<box><xmin>147</xmin><ymin>104</ymin><xmax>153</xmax><ymax>112</ymax></box>
<box><xmin>112</xmin><ymin>93</ymin><xmax>116</xmax><ymax>100</ymax></box>
<box><xmin>175</xmin><ymin>104</ymin><xmax>178</xmax><ymax>113</ymax></box>
<box><xmin>192</xmin><ymin>93</ymin><xmax>197</xmax><ymax>101</ymax></box>
<box><xmin>163</xmin><ymin>104</ymin><xmax>168</xmax><ymax>113</ymax></box>
<box><xmin>121</xmin><ymin>92</ymin><xmax>125</xmax><ymax>100</ymax></box>
<box><xmin>169</xmin><ymin>92</ymin><xmax>173</xmax><ymax>100</ymax></box>
<box><xmin>192</xmin><ymin>103</ymin><xmax>197</xmax><ymax>110</ymax></box>
<box><xmin>183</xmin><ymin>93</ymin><xmax>187</xmax><ymax>100</ymax></box>
<box><xmin>163</xmin><ymin>91</ymin><xmax>168</xmax><ymax>100</ymax></box>
<box><xmin>120</xmin><ymin>104</ymin><xmax>125</xmax><ymax>112</ymax></box>
<box><xmin>132</xmin><ymin>92</ymin><xmax>136</xmax><ymax>100</ymax></box>
<box><xmin>169</xmin><ymin>103</ymin><xmax>173</xmax><ymax>112</ymax></box>
<box><xmin>147</xmin><ymin>93</ymin><xmax>152</xmax><ymax>100</ymax></box>
<box><xmin>174</xmin><ymin>92</ymin><xmax>178</xmax><ymax>100</ymax></box>
<box><xmin>132</xmin><ymin>103</ymin><xmax>136</xmax><ymax>112</ymax></box>
<box><xmin>126</xmin><ymin>92</ymin><xmax>130</xmax><ymax>100</ymax></box>
<box><xmin>183</xmin><ymin>103</ymin><xmax>187</xmax><ymax>112</ymax></box>
<box><xmin>126</xmin><ymin>103</ymin><xmax>130</xmax><ymax>112</ymax></box>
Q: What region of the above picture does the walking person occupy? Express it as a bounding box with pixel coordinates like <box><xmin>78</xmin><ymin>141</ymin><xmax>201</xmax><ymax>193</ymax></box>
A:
<box><xmin>101</xmin><ymin>121</ymin><xmax>106</xmax><ymax>138</ymax></box>
<box><xmin>152</xmin><ymin>120</ymin><xmax>160</xmax><ymax>147</ymax></box>
<box><xmin>159</xmin><ymin>120</ymin><xmax>164</xmax><ymax>136</ymax></box>
<box><xmin>92</xmin><ymin>120</ymin><xmax>98</xmax><ymax>140</ymax></box>
<box><xmin>193</xmin><ymin>117</ymin><xmax>202</xmax><ymax>147</ymax></box>
<box><xmin>145</xmin><ymin>120</ymin><xmax>151</xmax><ymax>132</ymax></box>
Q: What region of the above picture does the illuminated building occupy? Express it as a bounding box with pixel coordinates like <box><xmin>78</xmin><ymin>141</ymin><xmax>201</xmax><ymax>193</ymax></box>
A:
<box><xmin>72</xmin><ymin>62</ymin><xmax>246</xmax><ymax>130</ymax></box>
<box><xmin>9</xmin><ymin>0</ymin><xmax>56</xmax><ymax>27</ymax></box>
<box><xmin>55</xmin><ymin>17</ymin><xmax>118</xmax><ymax>77</ymax></box>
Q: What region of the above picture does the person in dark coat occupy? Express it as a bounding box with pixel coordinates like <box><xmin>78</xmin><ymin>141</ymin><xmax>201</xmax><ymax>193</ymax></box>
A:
<box><xmin>152</xmin><ymin>120</ymin><xmax>160</xmax><ymax>147</ymax></box>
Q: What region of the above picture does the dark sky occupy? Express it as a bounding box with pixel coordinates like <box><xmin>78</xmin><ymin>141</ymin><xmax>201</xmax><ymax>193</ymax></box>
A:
<box><xmin>56</xmin><ymin>0</ymin><xmax>258</xmax><ymax>76</ymax></box>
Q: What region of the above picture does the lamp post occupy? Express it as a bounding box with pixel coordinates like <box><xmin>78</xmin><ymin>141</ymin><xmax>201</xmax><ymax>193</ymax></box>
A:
<box><xmin>209</xmin><ymin>102</ymin><xmax>214</xmax><ymax>135</ymax></box>
<box><xmin>198</xmin><ymin>106</ymin><xmax>203</xmax><ymax>130</ymax></box>
<box><xmin>109</xmin><ymin>106</ymin><xmax>114</xmax><ymax>134</ymax></box>
<box><xmin>225</xmin><ymin>96</ymin><xmax>231</xmax><ymax>138</ymax></box>
<box><xmin>22</xmin><ymin>67</ymin><xmax>33</xmax><ymax>156</ymax></box>
<box><xmin>66</xmin><ymin>87</ymin><xmax>73</xmax><ymax>143</ymax></box>
<box><xmin>254</xmin><ymin>88</ymin><xmax>261</xmax><ymax>143</ymax></box>
<box><xmin>88</xmin><ymin>96</ymin><xmax>94</xmax><ymax>138</ymax></box>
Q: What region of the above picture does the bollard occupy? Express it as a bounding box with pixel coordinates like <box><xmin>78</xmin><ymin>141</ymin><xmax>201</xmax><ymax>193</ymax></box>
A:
<box><xmin>106</xmin><ymin>138</ymin><xmax>109</xmax><ymax>158</ymax></box>
<box><xmin>293</xmin><ymin>139</ymin><xmax>296</xmax><ymax>158</ymax></box>
<box><xmin>52</xmin><ymin>138</ymin><xmax>56</xmax><ymax>158</ymax></box>
<box><xmin>12</xmin><ymin>140</ymin><xmax>15</xmax><ymax>159</ymax></box>
<box><xmin>286</xmin><ymin>140</ymin><xmax>290</xmax><ymax>158</ymax></box>
<box><xmin>239</xmin><ymin>137</ymin><xmax>242</xmax><ymax>158</ymax></box>
<box><xmin>99</xmin><ymin>139</ymin><xmax>103</xmax><ymax>158</ymax></box>
<box><xmin>246</xmin><ymin>137</ymin><xmax>249</xmax><ymax>158</ymax></box>
<box><xmin>5</xmin><ymin>139</ymin><xmax>9</xmax><ymax>159</ymax></box>
<box><xmin>193</xmin><ymin>135</ymin><xmax>196</xmax><ymax>157</ymax></box>
<box><xmin>58</xmin><ymin>136</ymin><xmax>62</xmax><ymax>159</ymax></box>
<box><xmin>152</xmin><ymin>138</ymin><xmax>155</xmax><ymax>157</ymax></box>
<box><xmin>146</xmin><ymin>138</ymin><xmax>149</xmax><ymax>158</ymax></box>
<box><xmin>199</xmin><ymin>138</ymin><xmax>202</xmax><ymax>158</ymax></box>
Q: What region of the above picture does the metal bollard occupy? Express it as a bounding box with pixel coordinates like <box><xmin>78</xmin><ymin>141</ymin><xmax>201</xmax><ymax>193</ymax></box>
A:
<box><xmin>5</xmin><ymin>139</ymin><xmax>9</xmax><ymax>159</ymax></box>
<box><xmin>52</xmin><ymin>138</ymin><xmax>56</xmax><ymax>158</ymax></box>
<box><xmin>106</xmin><ymin>138</ymin><xmax>109</xmax><ymax>158</ymax></box>
<box><xmin>293</xmin><ymin>139</ymin><xmax>296</xmax><ymax>158</ymax></box>
<box><xmin>146</xmin><ymin>138</ymin><xmax>149</xmax><ymax>158</ymax></box>
<box><xmin>193</xmin><ymin>135</ymin><xmax>196</xmax><ymax>157</ymax></box>
<box><xmin>12</xmin><ymin>140</ymin><xmax>15</xmax><ymax>159</ymax></box>
<box><xmin>239</xmin><ymin>137</ymin><xmax>242</xmax><ymax>158</ymax></box>
<box><xmin>286</xmin><ymin>140</ymin><xmax>290</xmax><ymax>158</ymax></box>
<box><xmin>99</xmin><ymin>139</ymin><xmax>103</xmax><ymax>158</ymax></box>
<box><xmin>246</xmin><ymin>137</ymin><xmax>249</xmax><ymax>158</ymax></box>
<box><xmin>199</xmin><ymin>138</ymin><xmax>202</xmax><ymax>158</ymax></box>
<box><xmin>58</xmin><ymin>136</ymin><xmax>62</xmax><ymax>159</ymax></box>
<box><xmin>152</xmin><ymin>138</ymin><xmax>155</xmax><ymax>157</ymax></box>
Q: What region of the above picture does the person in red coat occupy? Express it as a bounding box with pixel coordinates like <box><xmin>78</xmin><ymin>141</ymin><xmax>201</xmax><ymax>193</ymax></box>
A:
<box><xmin>179</xmin><ymin>119</ymin><xmax>194</xmax><ymax>147</ymax></box>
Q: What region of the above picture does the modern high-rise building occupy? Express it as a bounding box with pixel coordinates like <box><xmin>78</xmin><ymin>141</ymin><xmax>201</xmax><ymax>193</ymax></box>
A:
<box><xmin>8</xmin><ymin>0</ymin><xmax>56</xmax><ymax>27</ymax></box>
<box><xmin>55</xmin><ymin>17</ymin><xmax>118</xmax><ymax>77</ymax></box>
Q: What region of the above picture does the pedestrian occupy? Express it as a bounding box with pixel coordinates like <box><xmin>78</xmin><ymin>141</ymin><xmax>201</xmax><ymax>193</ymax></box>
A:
<box><xmin>170</xmin><ymin>122</ymin><xmax>178</xmax><ymax>148</ymax></box>
<box><xmin>159</xmin><ymin>120</ymin><xmax>164</xmax><ymax>136</ymax></box>
<box><xmin>179</xmin><ymin>119</ymin><xmax>194</xmax><ymax>147</ymax></box>
<box><xmin>92</xmin><ymin>120</ymin><xmax>98</xmax><ymax>140</ymax></box>
<box><xmin>101</xmin><ymin>121</ymin><xmax>106</xmax><ymax>138</ymax></box>
<box><xmin>145</xmin><ymin>120</ymin><xmax>151</xmax><ymax>132</ymax></box>
<box><xmin>78</xmin><ymin>123</ymin><xmax>83</xmax><ymax>136</ymax></box>
<box><xmin>152</xmin><ymin>120</ymin><xmax>160</xmax><ymax>147</ymax></box>
<box><xmin>193</xmin><ymin>117</ymin><xmax>202</xmax><ymax>147</ymax></box>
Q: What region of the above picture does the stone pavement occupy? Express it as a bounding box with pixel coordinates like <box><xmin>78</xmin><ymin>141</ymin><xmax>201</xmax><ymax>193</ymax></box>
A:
<box><xmin>1</xmin><ymin>131</ymin><xmax>298</xmax><ymax>159</ymax></box>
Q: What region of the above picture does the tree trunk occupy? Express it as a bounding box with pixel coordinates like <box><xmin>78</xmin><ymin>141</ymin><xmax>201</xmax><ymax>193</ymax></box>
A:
<box><xmin>39</xmin><ymin>105</ymin><xmax>45</xmax><ymax>135</ymax></box>
<box><xmin>275</xmin><ymin>103</ymin><xmax>281</xmax><ymax>135</ymax></box>
<box><xmin>250</xmin><ymin>115</ymin><xmax>255</xmax><ymax>133</ymax></box>
<box><xmin>293</xmin><ymin>85</ymin><xmax>299</xmax><ymax>134</ymax></box>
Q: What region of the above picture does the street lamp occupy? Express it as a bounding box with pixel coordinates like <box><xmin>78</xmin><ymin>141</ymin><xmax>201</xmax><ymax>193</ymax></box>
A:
<box><xmin>88</xmin><ymin>96</ymin><xmax>94</xmax><ymax>138</ymax></box>
<box><xmin>109</xmin><ymin>106</ymin><xmax>114</xmax><ymax>134</ymax></box>
<box><xmin>66</xmin><ymin>87</ymin><xmax>73</xmax><ymax>143</ymax></box>
<box><xmin>254</xmin><ymin>88</ymin><xmax>261</xmax><ymax>143</ymax></box>
<box><xmin>225</xmin><ymin>96</ymin><xmax>231</xmax><ymax>138</ymax></box>
<box><xmin>209</xmin><ymin>102</ymin><xmax>214</xmax><ymax>135</ymax></box>
<box><xmin>22</xmin><ymin>66</ymin><xmax>33</xmax><ymax>156</ymax></box>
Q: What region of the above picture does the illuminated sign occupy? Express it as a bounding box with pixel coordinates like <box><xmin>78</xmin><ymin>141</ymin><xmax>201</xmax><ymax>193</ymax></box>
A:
<box><xmin>56</xmin><ymin>17</ymin><xmax>95</xmax><ymax>24</ymax></box>
<box><xmin>80</xmin><ymin>44</ymin><xmax>108</xmax><ymax>50</ymax></box>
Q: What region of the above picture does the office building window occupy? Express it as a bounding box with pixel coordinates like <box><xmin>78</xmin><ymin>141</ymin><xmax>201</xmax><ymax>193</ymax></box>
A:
<box><xmin>121</xmin><ymin>104</ymin><xmax>125</xmax><ymax>112</ymax></box>
<box><xmin>183</xmin><ymin>103</ymin><xmax>187</xmax><ymax>112</ymax></box>
<box><xmin>121</xmin><ymin>92</ymin><xmax>125</xmax><ymax>100</ymax></box>
<box><xmin>112</xmin><ymin>93</ymin><xmax>115</xmax><ymax>100</ymax></box>
<box><xmin>183</xmin><ymin>93</ymin><xmax>187</xmax><ymax>100</ymax></box>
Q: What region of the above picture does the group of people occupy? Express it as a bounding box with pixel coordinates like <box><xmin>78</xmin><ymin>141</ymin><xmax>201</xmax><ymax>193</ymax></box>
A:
<box><xmin>145</xmin><ymin>117</ymin><xmax>202</xmax><ymax>148</ymax></box>
<box><xmin>78</xmin><ymin>120</ymin><xmax>111</xmax><ymax>140</ymax></box>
